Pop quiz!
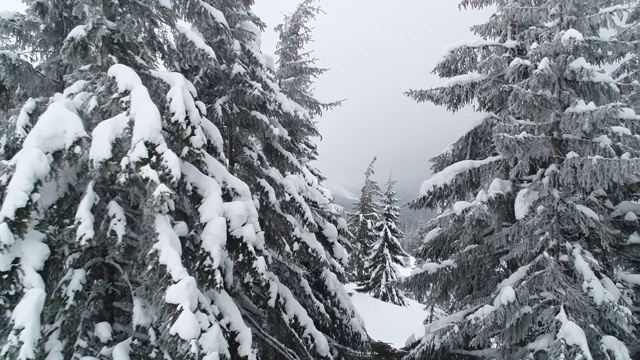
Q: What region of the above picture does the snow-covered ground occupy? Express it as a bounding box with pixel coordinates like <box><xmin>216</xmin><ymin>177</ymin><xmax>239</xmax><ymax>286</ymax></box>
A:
<box><xmin>345</xmin><ymin>257</ymin><xmax>430</xmax><ymax>349</ymax></box>
<box><xmin>346</xmin><ymin>283</ymin><xmax>428</xmax><ymax>348</ymax></box>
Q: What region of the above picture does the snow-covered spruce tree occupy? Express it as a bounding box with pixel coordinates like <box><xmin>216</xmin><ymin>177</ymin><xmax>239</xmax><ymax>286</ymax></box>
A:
<box><xmin>273</xmin><ymin>5</ymin><xmax>372</xmax><ymax>357</ymax></box>
<box><xmin>273</xmin><ymin>0</ymin><xmax>341</xmax><ymax>191</ymax></box>
<box><xmin>170</xmin><ymin>0</ymin><xmax>370</xmax><ymax>358</ymax></box>
<box><xmin>274</xmin><ymin>0</ymin><xmax>341</xmax><ymax>118</ymax></box>
<box><xmin>348</xmin><ymin>157</ymin><xmax>382</xmax><ymax>282</ymax></box>
<box><xmin>0</xmin><ymin>1</ymin><xmax>278</xmax><ymax>359</ymax></box>
<box><xmin>358</xmin><ymin>173</ymin><xmax>408</xmax><ymax>306</ymax></box>
<box><xmin>404</xmin><ymin>1</ymin><xmax>640</xmax><ymax>359</ymax></box>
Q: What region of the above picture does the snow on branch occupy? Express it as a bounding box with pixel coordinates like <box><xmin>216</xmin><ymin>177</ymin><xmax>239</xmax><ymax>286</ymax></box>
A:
<box><xmin>1</xmin><ymin>229</ymin><xmax>50</xmax><ymax>359</ymax></box>
<box><xmin>600</xmin><ymin>336</ymin><xmax>631</xmax><ymax>360</ymax></box>
<box><xmin>89</xmin><ymin>112</ymin><xmax>128</xmax><ymax>165</ymax></box>
<box><xmin>443</xmin><ymin>73</ymin><xmax>485</xmax><ymax>87</ymax></box>
<box><xmin>440</xmin><ymin>39</ymin><xmax>518</xmax><ymax>60</ymax></box>
<box><xmin>266</xmin><ymin>273</ymin><xmax>331</xmax><ymax>357</ymax></box>
<box><xmin>567</xmin><ymin>57</ymin><xmax>618</xmax><ymax>90</ymax></box>
<box><xmin>597</xmin><ymin>4</ymin><xmax>632</xmax><ymax>15</ymax></box>
<box><xmin>423</xmin><ymin>305</ymin><xmax>481</xmax><ymax>334</ymax></box>
<box><xmin>618</xmin><ymin>273</ymin><xmax>640</xmax><ymax>287</ymax></box>
<box><xmin>153</xmin><ymin>212</ymin><xmax>189</xmax><ymax>282</ymax></box>
<box><xmin>74</xmin><ymin>181</ymin><xmax>98</xmax><ymax>245</ymax></box>
<box><xmin>411</xmin><ymin>259</ymin><xmax>456</xmax><ymax>276</ymax></box>
<box><xmin>571</xmin><ymin>245</ymin><xmax>619</xmax><ymax>305</ymax></box>
<box><xmin>322</xmin><ymin>269</ymin><xmax>368</xmax><ymax>340</ymax></box>
<box><xmin>107</xmin><ymin>64</ymin><xmax>164</xmax><ymax>148</ymax></box>
<box><xmin>180</xmin><ymin>162</ymin><xmax>226</xmax><ymax>269</ymax></box>
<box><xmin>14</xmin><ymin>98</ymin><xmax>37</xmax><ymax>138</ymax></box>
<box><xmin>199</xmin><ymin>1</ymin><xmax>229</xmax><ymax>28</ymax></box>
<box><xmin>419</xmin><ymin>155</ymin><xmax>503</xmax><ymax>197</ymax></box>
<box><xmin>498</xmin><ymin>255</ymin><xmax>542</xmax><ymax>289</ymax></box>
<box><xmin>1</xmin><ymin>96</ymin><xmax>86</xmax><ymax>222</ymax></box>
<box><xmin>210</xmin><ymin>290</ymin><xmax>256</xmax><ymax>359</ymax></box>
<box><xmin>151</xmin><ymin>70</ymin><xmax>200</xmax><ymax>125</ymax></box>
<box><xmin>177</xmin><ymin>24</ymin><xmax>217</xmax><ymax>61</ymax></box>
<box><xmin>555</xmin><ymin>307</ymin><xmax>593</xmax><ymax>360</ymax></box>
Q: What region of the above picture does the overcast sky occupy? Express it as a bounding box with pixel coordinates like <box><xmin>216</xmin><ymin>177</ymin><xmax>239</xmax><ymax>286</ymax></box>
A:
<box><xmin>258</xmin><ymin>0</ymin><xmax>492</xmax><ymax>202</ymax></box>
<box><xmin>1</xmin><ymin>0</ymin><xmax>490</xmax><ymax>203</ymax></box>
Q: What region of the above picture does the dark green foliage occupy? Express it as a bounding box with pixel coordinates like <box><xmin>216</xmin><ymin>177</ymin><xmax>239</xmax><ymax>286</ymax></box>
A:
<box><xmin>0</xmin><ymin>0</ymin><xmax>369</xmax><ymax>359</ymax></box>
<box><xmin>371</xmin><ymin>340</ymin><xmax>407</xmax><ymax>360</ymax></box>
<box><xmin>405</xmin><ymin>1</ymin><xmax>640</xmax><ymax>359</ymax></box>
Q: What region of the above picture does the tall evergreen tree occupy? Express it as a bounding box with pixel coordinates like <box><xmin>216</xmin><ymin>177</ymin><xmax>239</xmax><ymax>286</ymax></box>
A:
<box><xmin>348</xmin><ymin>157</ymin><xmax>382</xmax><ymax>282</ymax></box>
<box><xmin>0</xmin><ymin>0</ymin><xmax>369</xmax><ymax>359</ymax></box>
<box><xmin>0</xmin><ymin>0</ymin><xmax>278</xmax><ymax>358</ymax></box>
<box><xmin>404</xmin><ymin>1</ymin><xmax>640</xmax><ymax>359</ymax></box>
<box><xmin>358</xmin><ymin>173</ymin><xmax>408</xmax><ymax>306</ymax></box>
<box><xmin>172</xmin><ymin>0</ymin><xmax>370</xmax><ymax>358</ymax></box>
<box><xmin>274</xmin><ymin>0</ymin><xmax>340</xmax><ymax>118</ymax></box>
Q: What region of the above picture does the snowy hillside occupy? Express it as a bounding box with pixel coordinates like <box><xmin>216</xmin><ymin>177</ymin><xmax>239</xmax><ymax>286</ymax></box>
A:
<box><xmin>345</xmin><ymin>258</ymin><xmax>429</xmax><ymax>349</ymax></box>
<box><xmin>346</xmin><ymin>284</ymin><xmax>429</xmax><ymax>349</ymax></box>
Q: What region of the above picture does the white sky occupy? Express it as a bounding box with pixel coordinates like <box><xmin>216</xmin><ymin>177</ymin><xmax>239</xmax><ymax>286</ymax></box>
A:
<box><xmin>0</xmin><ymin>0</ymin><xmax>490</xmax><ymax>202</ymax></box>
<box><xmin>254</xmin><ymin>0</ymin><xmax>490</xmax><ymax>201</ymax></box>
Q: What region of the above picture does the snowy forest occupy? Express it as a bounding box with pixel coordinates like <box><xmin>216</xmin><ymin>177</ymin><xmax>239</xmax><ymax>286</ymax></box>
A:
<box><xmin>1</xmin><ymin>0</ymin><xmax>640</xmax><ymax>359</ymax></box>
